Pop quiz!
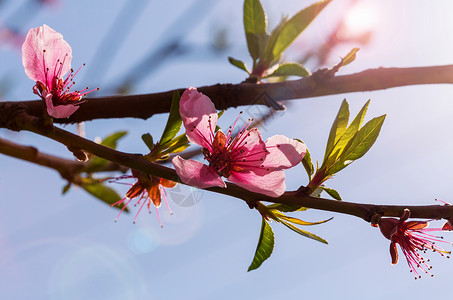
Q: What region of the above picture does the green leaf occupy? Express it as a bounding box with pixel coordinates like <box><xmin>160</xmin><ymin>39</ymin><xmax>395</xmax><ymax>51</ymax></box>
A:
<box><xmin>340</xmin><ymin>48</ymin><xmax>360</xmax><ymax>67</ymax></box>
<box><xmin>329</xmin><ymin>114</ymin><xmax>386</xmax><ymax>174</ymax></box>
<box><xmin>246</xmin><ymin>33</ymin><xmax>268</xmax><ymax>62</ymax></box>
<box><xmin>147</xmin><ymin>133</ymin><xmax>189</xmax><ymax>162</ymax></box>
<box><xmin>85</xmin><ymin>158</ymin><xmax>108</xmax><ymax>173</ymax></box>
<box><xmin>267</xmin><ymin>203</ymin><xmax>309</xmax><ymax>213</ymax></box>
<box><xmin>263</xmin><ymin>0</ymin><xmax>331</xmax><ymax>64</ymax></box>
<box><xmin>146</xmin><ymin>92</ymin><xmax>187</xmax><ymax>160</ymax></box>
<box><xmin>228</xmin><ymin>57</ymin><xmax>250</xmax><ymax>74</ymax></box>
<box><xmin>82</xmin><ymin>182</ymin><xmax>127</xmax><ymax>212</ymax></box>
<box><xmin>262</xmin><ymin>18</ymin><xmax>287</xmax><ymax>65</ymax></box>
<box><xmin>265</xmin><ymin>62</ymin><xmax>310</xmax><ymax>78</ymax></box>
<box><xmin>329</xmin><ymin>48</ymin><xmax>360</xmax><ymax>76</ymax></box>
<box><xmin>159</xmin><ymin>91</ymin><xmax>182</xmax><ymax>146</ymax></box>
<box><xmin>244</xmin><ymin>0</ymin><xmax>267</xmax><ymax>36</ymax></box>
<box><xmin>142</xmin><ymin>133</ymin><xmax>154</xmax><ymax>151</ymax></box>
<box><xmin>323</xmin><ymin>100</ymin><xmax>370</xmax><ymax>169</ymax></box>
<box><xmin>279</xmin><ymin>215</ymin><xmax>333</xmax><ymax>226</ymax></box>
<box><xmin>62</xmin><ymin>183</ymin><xmax>71</xmax><ymax>195</ymax></box>
<box><xmin>323</xmin><ymin>99</ymin><xmax>349</xmax><ymax>162</ymax></box>
<box><xmin>248</xmin><ymin>218</ymin><xmax>275</xmax><ymax>271</ymax></box>
<box><xmin>320</xmin><ymin>186</ymin><xmax>342</xmax><ymax>200</ymax></box>
<box><xmin>160</xmin><ymin>133</ymin><xmax>190</xmax><ymax>155</ymax></box>
<box><xmin>85</xmin><ymin>131</ymin><xmax>128</xmax><ymax>172</ymax></box>
<box><xmin>100</xmin><ymin>131</ymin><xmax>128</xmax><ymax>149</ymax></box>
<box><xmin>243</xmin><ymin>0</ymin><xmax>268</xmax><ymax>61</ymax></box>
<box><xmin>279</xmin><ymin>220</ymin><xmax>328</xmax><ymax>244</ymax></box>
<box><xmin>301</xmin><ymin>147</ymin><xmax>314</xmax><ymax>180</ymax></box>
<box><xmin>334</xmin><ymin>100</ymin><xmax>370</xmax><ymax>152</ymax></box>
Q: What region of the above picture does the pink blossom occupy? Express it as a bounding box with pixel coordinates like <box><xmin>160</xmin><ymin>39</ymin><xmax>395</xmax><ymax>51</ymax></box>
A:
<box><xmin>111</xmin><ymin>170</ymin><xmax>176</xmax><ymax>226</ymax></box>
<box><xmin>171</xmin><ymin>87</ymin><xmax>306</xmax><ymax>197</ymax></box>
<box><xmin>22</xmin><ymin>24</ymin><xmax>97</xmax><ymax>118</ymax></box>
<box><xmin>376</xmin><ymin>209</ymin><xmax>452</xmax><ymax>279</ymax></box>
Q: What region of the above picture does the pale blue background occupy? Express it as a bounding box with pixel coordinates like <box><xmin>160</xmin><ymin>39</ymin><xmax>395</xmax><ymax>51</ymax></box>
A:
<box><xmin>1</xmin><ymin>0</ymin><xmax>453</xmax><ymax>299</ymax></box>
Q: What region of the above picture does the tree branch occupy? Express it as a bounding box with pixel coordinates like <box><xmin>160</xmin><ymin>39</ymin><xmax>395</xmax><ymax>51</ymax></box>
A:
<box><xmin>5</xmin><ymin>110</ymin><xmax>453</xmax><ymax>222</ymax></box>
<box><xmin>5</xmin><ymin>64</ymin><xmax>453</xmax><ymax>124</ymax></box>
<box><xmin>0</xmin><ymin>136</ymin><xmax>129</xmax><ymax>181</ymax></box>
<box><xmin>0</xmin><ymin>136</ymin><xmax>84</xmax><ymax>181</ymax></box>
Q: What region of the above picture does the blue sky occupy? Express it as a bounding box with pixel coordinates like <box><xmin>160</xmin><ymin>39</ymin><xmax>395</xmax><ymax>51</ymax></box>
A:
<box><xmin>1</xmin><ymin>0</ymin><xmax>453</xmax><ymax>299</ymax></box>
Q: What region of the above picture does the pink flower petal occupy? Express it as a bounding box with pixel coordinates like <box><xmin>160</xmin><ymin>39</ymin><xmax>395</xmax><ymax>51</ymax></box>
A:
<box><xmin>172</xmin><ymin>155</ymin><xmax>226</xmax><ymax>188</ymax></box>
<box><xmin>263</xmin><ymin>135</ymin><xmax>306</xmax><ymax>169</ymax></box>
<box><xmin>180</xmin><ymin>87</ymin><xmax>218</xmax><ymax>150</ymax></box>
<box><xmin>229</xmin><ymin>128</ymin><xmax>267</xmax><ymax>169</ymax></box>
<box><xmin>22</xmin><ymin>24</ymin><xmax>72</xmax><ymax>88</ymax></box>
<box><xmin>228</xmin><ymin>168</ymin><xmax>286</xmax><ymax>197</ymax></box>
<box><xmin>44</xmin><ymin>91</ymin><xmax>79</xmax><ymax>118</ymax></box>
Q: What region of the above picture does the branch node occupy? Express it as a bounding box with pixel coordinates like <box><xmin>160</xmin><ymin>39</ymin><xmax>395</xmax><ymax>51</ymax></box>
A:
<box><xmin>296</xmin><ymin>185</ymin><xmax>310</xmax><ymax>196</ymax></box>
<box><xmin>248</xmin><ymin>201</ymin><xmax>259</xmax><ymax>210</ymax></box>
<box><xmin>366</xmin><ymin>207</ymin><xmax>384</xmax><ymax>223</ymax></box>
<box><xmin>370</xmin><ymin>213</ymin><xmax>382</xmax><ymax>227</ymax></box>
<box><xmin>67</xmin><ymin>145</ymin><xmax>88</xmax><ymax>162</ymax></box>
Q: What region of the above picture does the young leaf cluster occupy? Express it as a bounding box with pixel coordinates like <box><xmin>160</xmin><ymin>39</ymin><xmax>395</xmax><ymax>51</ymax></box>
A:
<box><xmin>248</xmin><ymin>98</ymin><xmax>386</xmax><ymax>271</ymax></box>
<box><xmin>306</xmin><ymin>99</ymin><xmax>386</xmax><ymax>194</ymax></box>
<box><xmin>229</xmin><ymin>0</ymin><xmax>331</xmax><ymax>81</ymax></box>
<box><xmin>143</xmin><ymin>91</ymin><xmax>189</xmax><ymax>162</ymax></box>
<box><xmin>248</xmin><ymin>202</ymin><xmax>331</xmax><ymax>271</ymax></box>
<box><xmin>326</xmin><ymin>48</ymin><xmax>361</xmax><ymax>77</ymax></box>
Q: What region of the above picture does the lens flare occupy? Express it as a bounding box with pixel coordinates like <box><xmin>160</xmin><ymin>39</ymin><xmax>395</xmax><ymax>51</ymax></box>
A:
<box><xmin>342</xmin><ymin>2</ymin><xmax>378</xmax><ymax>37</ymax></box>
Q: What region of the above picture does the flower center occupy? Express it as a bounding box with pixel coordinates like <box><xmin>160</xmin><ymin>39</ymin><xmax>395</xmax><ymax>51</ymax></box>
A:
<box><xmin>36</xmin><ymin>49</ymin><xmax>98</xmax><ymax>106</ymax></box>
<box><xmin>204</xmin><ymin>131</ymin><xmax>233</xmax><ymax>177</ymax></box>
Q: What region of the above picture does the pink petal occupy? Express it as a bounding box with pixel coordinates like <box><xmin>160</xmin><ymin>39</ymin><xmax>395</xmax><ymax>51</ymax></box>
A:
<box><xmin>180</xmin><ymin>87</ymin><xmax>218</xmax><ymax>150</ymax></box>
<box><xmin>229</xmin><ymin>128</ymin><xmax>267</xmax><ymax>169</ymax></box>
<box><xmin>22</xmin><ymin>24</ymin><xmax>72</xmax><ymax>87</ymax></box>
<box><xmin>44</xmin><ymin>92</ymin><xmax>78</xmax><ymax>118</ymax></box>
<box><xmin>172</xmin><ymin>155</ymin><xmax>226</xmax><ymax>188</ymax></box>
<box><xmin>263</xmin><ymin>135</ymin><xmax>306</xmax><ymax>169</ymax></box>
<box><xmin>228</xmin><ymin>168</ymin><xmax>286</xmax><ymax>197</ymax></box>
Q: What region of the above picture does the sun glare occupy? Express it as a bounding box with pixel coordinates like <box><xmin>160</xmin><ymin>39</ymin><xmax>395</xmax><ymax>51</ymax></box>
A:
<box><xmin>343</xmin><ymin>2</ymin><xmax>379</xmax><ymax>37</ymax></box>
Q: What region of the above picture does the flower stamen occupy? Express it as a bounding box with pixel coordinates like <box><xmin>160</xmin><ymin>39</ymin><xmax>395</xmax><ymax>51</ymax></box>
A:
<box><xmin>377</xmin><ymin>208</ymin><xmax>452</xmax><ymax>279</ymax></box>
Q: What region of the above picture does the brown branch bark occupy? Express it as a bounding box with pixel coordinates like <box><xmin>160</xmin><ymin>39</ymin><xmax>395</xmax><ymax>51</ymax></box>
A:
<box><xmin>5</xmin><ymin>110</ymin><xmax>453</xmax><ymax>222</ymax></box>
<box><xmin>3</xmin><ymin>64</ymin><xmax>453</xmax><ymax>124</ymax></box>
<box><xmin>0</xmin><ymin>136</ymin><xmax>84</xmax><ymax>181</ymax></box>
<box><xmin>0</xmin><ymin>136</ymin><xmax>127</xmax><ymax>181</ymax></box>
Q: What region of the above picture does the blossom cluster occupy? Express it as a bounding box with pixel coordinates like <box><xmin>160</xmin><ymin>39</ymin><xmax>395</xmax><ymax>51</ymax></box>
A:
<box><xmin>20</xmin><ymin>25</ymin><xmax>452</xmax><ymax>278</ymax></box>
<box><xmin>20</xmin><ymin>26</ymin><xmax>307</xmax><ymax>223</ymax></box>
